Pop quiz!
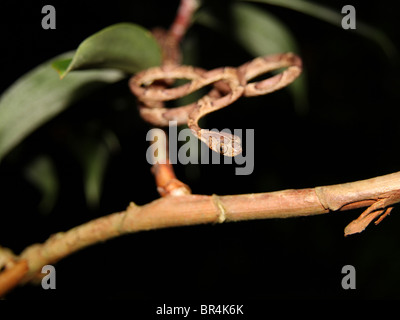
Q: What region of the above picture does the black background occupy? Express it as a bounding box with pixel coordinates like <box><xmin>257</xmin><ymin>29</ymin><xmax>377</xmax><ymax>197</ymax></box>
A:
<box><xmin>1</xmin><ymin>0</ymin><xmax>400</xmax><ymax>300</ymax></box>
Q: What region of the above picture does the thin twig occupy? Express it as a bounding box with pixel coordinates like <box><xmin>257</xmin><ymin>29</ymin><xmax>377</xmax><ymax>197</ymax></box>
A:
<box><xmin>0</xmin><ymin>260</ymin><xmax>28</xmax><ymax>297</ymax></box>
<box><xmin>149</xmin><ymin>128</ymin><xmax>191</xmax><ymax>196</ymax></box>
<box><xmin>169</xmin><ymin>0</ymin><xmax>199</xmax><ymax>43</ymax></box>
<box><xmin>144</xmin><ymin>0</ymin><xmax>198</xmax><ymax>195</ymax></box>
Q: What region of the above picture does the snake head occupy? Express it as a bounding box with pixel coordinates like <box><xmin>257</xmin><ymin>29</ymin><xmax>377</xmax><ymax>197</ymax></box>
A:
<box><xmin>199</xmin><ymin>130</ymin><xmax>242</xmax><ymax>157</ymax></box>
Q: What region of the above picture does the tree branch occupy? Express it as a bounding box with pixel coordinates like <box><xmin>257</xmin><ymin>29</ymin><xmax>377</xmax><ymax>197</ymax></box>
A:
<box><xmin>0</xmin><ymin>260</ymin><xmax>28</xmax><ymax>297</ymax></box>
<box><xmin>1</xmin><ymin>170</ymin><xmax>399</xmax><ymax>296</ymax></box>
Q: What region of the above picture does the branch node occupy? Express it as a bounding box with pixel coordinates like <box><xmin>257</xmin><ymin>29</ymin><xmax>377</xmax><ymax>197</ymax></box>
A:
<box><xmin>314</xmin><ymin>186</ymin><xmax>335</xmax><ymax>211</ymax></box>
<box><xmin>128</xmin><ymin>202</ymin><xmax>139</xmax><ymax>210</ymax></box>
<box><xmin>117</xmin><ymin>202</ymin><xmax>141</xmax><ymax>234</ymax></box>
<box><xmin>212</xmin><ymin>194</ymin><xmax>226</xmax><ymax>223</ymax></box>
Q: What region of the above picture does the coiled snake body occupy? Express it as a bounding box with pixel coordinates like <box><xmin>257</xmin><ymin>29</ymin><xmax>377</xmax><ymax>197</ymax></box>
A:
<box><xmin>129</xmin><ymin>53</ymin><xmax>302</xmax><ymax>156</ymax></box>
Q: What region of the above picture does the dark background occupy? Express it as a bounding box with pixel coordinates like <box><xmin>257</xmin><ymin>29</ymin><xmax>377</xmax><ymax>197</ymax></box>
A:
<box><xmin>1</xmin><ymin>0</ymin><xmax>400</xmax><ymax>300</ymax></box>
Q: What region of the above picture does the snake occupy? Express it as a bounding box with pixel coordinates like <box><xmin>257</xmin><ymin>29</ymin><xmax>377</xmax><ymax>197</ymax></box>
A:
<box><xmin>129</xmin><ymin>52</ymin><xmax>302</xmax><ymax>157</ymax></box>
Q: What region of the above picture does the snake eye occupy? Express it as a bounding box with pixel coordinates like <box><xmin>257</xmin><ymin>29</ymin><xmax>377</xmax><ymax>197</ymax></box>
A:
<box><xmin>219</xmin><ymin>144</ymin><xmax>228</xmax><ymax>155</ymax></box>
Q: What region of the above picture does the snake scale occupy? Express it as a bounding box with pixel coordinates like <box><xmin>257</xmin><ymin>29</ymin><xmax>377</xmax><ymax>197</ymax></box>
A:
<box><xmin>129</xmin><ymin>50</ymin><xmax>302</xmax><ymax>157</ymax></box>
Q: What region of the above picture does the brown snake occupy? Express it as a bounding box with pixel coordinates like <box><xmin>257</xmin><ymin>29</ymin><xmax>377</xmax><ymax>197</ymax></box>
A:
<box><xmin>129</xmin><ymin>52</ymin><xmax>302</xmax><ymax>157</ymax></box>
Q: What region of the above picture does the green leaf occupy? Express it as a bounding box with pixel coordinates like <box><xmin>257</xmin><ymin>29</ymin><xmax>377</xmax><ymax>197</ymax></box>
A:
<box><xmin>52</xmin><ymin>58</ymin><xmax>73</xmax><ymax>76</ymax></box>
<box><xmin>244</xmin><ymin>0</ymin><xmax>397</xmax><ymax>58</ymax></box>
<box><xmin>52</xmin><ymin>23</ymin><xmax>162</xmax><ymax>78</ymax></box>
<box><xmin>81</xmin><ymin>138</ymin><xmax>109</xmax><ymax>209</ymax></box>
<box><xmin>0</xmin><ymin>52</ymin><xmax>124</xmax><ymax>162</ymax></box>
<box><xmin>71</xmin><ymin>129</ymin><xmax>120</xmax><ymax>209</ymax></box>
<box><xmin>196</xmin><ymin>2</ymin><xmax>298</xmax><ymax>54</ymax></box>
<box><xmin>230</xmin><ymin>2</ymin><xmax>299</xmax><ymax>56</ymax></box>
<box><xmin>25</xmin><ymin>155</ymin><xmax>59</xmax><ymax>214</ymax></box>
